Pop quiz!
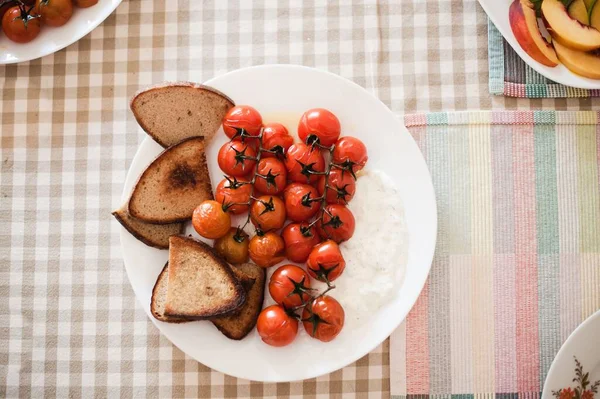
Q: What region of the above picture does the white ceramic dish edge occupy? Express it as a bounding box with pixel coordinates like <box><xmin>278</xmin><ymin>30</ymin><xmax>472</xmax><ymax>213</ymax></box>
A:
<box><xmin>542</xmin><ymin>310</ymin><xmax>600</xmax><ymax>398</ymax></box>
<box><xmin>0</xmin><ymin>0</ymin><xmax>122</xmax><ymax>64</ymax></box>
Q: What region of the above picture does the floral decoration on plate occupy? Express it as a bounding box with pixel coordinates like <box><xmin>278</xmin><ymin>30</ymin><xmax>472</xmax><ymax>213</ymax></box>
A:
<box><xmin>552</xmin><ymin>357</ymin><xmax>600</xmax><ymax>399</ymax></box>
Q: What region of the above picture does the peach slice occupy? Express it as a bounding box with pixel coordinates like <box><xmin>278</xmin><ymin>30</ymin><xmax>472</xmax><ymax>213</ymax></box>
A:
<box><xmin>584</xmin><ymin>0</ymin><xmax>597</xmax><ymax>11</ymax></box>
<box><xmin>568</xmin><ymin>0</ymin><xmax>589</xmax><ymax>24</ymax></box>
<box><xmin>591</xmin><ymin>2</ymin><xmax>600</xmax><ymax>30</ymax></box>
<box><xmin>553</xmin><ymin>39</ymin><xmax>600</xmax><ymax>79</ymax></box>
<box><xmin>542</xmin><ymin>0</ymin><xmax>600</xmax><ymax>51</ymax></box>
<box><xmin>510</xmin><ymin>0</ymin><xmax>559</xmax><ymax>66</ymax></box>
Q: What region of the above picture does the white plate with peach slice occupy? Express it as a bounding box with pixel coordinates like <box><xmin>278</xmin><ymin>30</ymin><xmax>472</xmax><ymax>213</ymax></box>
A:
<box><xmin>478</xmin><ymin>0</ymin><xmax>600</xmax><ymax>89</ymax></box>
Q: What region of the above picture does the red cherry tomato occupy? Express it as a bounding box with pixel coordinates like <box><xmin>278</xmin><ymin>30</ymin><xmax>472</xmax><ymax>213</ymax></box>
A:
<box><xmin>302</xmin><ymin>295</ymin><xmax>345</xmax><ymax>342</ymax></box>
<box><xmin>298</xmin><ymin>108</ymin><xmax>341</xmax><ymax>146</ymax></box>
<box><xmin>306</xmin><ymin>240</ymin><xmax>346</xmax><ymax>282</ymax></box>
<box><xmin>248</xmin><ymin>232</ymin><xmax>286</xmax><ymax>268</ymax></box>
<box><xmin>213</xmin><ymin>227</ymin><xmax>249</xmax><ymax>264</ymax></box>
<box><xmin>317</xmin><ymin>204</ymin><xmax>355</xmax><ymax>243</ymax></box>
<box><xmin>268</xmin><ymin>264</ymin><xmax>313</xmax><ymax>308</ymax></box>
<box><xmin>332</xmin><ymin>136</ymin><xmax>368</xmax><ymax>174</ymax></box>
<box><xmin>214</xmin><ymin>176</ymin><xmax>252</xmax><ymax>214</ymax></box>
<box><xmin>250</xmin><ymin>195</ymin><xmax>286</xmax><ymax>232</ymax></box>
<box><xmin>217</xmin><ymin>140</ymin><xmax>257</xmax><ymax>177</ymax></box>
<box><xmin>284</xmin><ymin>143</ymin><xmax>325</xmax><ymax>184</ymax></box>
<box><xmin>36</xmin><ymin>0</ymin><xmax>73</xmax><ymax>27</ymax></box>
<box><xmin>192</xmin><ymin>200</ymin><xmax>231</xmax><ymax>239</ymax></box>
<box><xmin>283</xmin><ymin>183</ymin><xmax>320</xmax><ymax>222</ymax></box>
<box><xmin>317</xmin><ymin>168</ymin><xmax>356</xmax><ymax>204</ymax></box>
<box><xmin>222</xmin><ymin>105</ymin><xmax>263</xmax><ymax>140</ymax></box>
<box><xmin>257</xmin><ymin>305</ymin><xmax>298</xmax><ymax>347</ymax></box>
<box><xmin>2</xmin><ymin>5</ymin><xmax>41</xmax><ymax>43</ymax></box>
<box><xmin>282</xmin><ymin>223</ymin><xmax>321</xmax><ymax>263</ymax></box>
<box><xmin>254</xmin><ymin>158</ymin><xmax>287</xmax><ymax>195</ymax></box>
<box><xmin>73</xmin><ymin>0</ymin><xmax>98</xmax><ymax>7</ymax></box>
<box><xmin>261</xmin><ymin>123</ymin><xmax>294</xmax><ymax>158</ymax></box>
<box><xmin>0</xmin><ymin>2</ymin><xmax>13</xmax><ymax>22</ymax></box>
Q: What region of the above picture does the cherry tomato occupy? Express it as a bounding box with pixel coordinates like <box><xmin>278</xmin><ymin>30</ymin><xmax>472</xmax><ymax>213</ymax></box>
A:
<box><xmin>0</xmin><ymin>1</ymin><xmax>16</xmax><ymax>22</ymax></box>
<box><xmin>215</xmin><ymin>176</ymin><xmax>252</xmax><ymax>215</ymax></box>
<box><xmin>35</xmin><ymin>0</ymin><xmax>72</xmax><ymax>27</ymax></box>
<box><xmin>298</xmin><ymin>108</ymin><xmax>341</xmax><ymax>146</ymax></box>
<box><xmin>282</xmin><ymin>223</ymin><xmax>321</xmax><ymax>263</ymax></box>
<box><xmin>254</xmin><ymin>158</ymin><xmax>287</xmax><ymax>195</ymax></box>
<box><xmin>317</xmin><ymin>204</ymin><xmax>355</xmax><ymax>243</ymax></box>
<box><xmin>306</xmin><ymin>240</ymin><xmax>346</xmax><ymax>282</ymax></box>
<box><xmin>222</xmin><ymin>105</ymin><xmax>263</xmax><ymax>140</ymax></box>
<box><xmin>268</xmin><ymin>264</ymin><xmax>313</xmax><ymax>308</ymax></box>
<box><xmin>317</xmin><ymin>168</ymin><xmax>356</xmax><ymax>204</ymax></box>
<box><xmin>261</xmin><ymin>123</ymin><xmax>293</xmax><ymax>159</ymax></box>
<box><xmin>302</xmin><ymin>295</ymin><xmax>345</xmax><ymax>342</ymax></box>
<box><xmin>284</xmin><ymin>143</ymin><xmax>325</xmax><ymax>184</ymax></box>
<box><xmin>73</xmin><ymin>0</ymin><xmax>97</xmax><ymax>7</ymax></box>
<box><xmin>248</xmin><ymin>232</ymin><xmax>285</xmax><ymax>268</ymax></box>
<box><xmin>257</xmin><ymin>305</ymin><xmax>298</xmax><ymax>347</ymax></box>
<box><xmin>332</xmin><ymin>136</ymin><xmax>368</xmax><ymax>174</ymax></box>
<box><xmin>217</xmin><ymin>140</ymin><xmax>257</xmax><ymax>177</ymax></box>
<box><xmin>2</xmin><ymin>5</ymin><xmax>40</xmax><ymax>43</ymax></box>
<box><xmin>192</xmin><ymin>200</ymin><xmax>231</xmax><ymax>239</ymax></box>
<box><xmin>250</xmin><ymin>195</ymin><xmax>286</xmax><ymax>232</ymax></box>
<box><xmin>283</xmin><ymin>183</ymin><xmax>320</xmax><ymax>222</ymax></box>
<box><xmin>213</xmin><ymin>227</ymin><xmax>249</xmax><ymax>264</ymax></box>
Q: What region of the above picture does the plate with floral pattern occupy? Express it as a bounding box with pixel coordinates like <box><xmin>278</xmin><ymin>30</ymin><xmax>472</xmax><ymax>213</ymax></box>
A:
<box><xmin>543</xmin><ymin>310</ymin><xmax>600</xmax><ymax>399</ymax></box>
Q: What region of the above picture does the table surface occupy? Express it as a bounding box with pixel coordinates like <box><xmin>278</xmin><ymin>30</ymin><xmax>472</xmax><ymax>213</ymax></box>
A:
<box><xmin>1</xmin><ymin>1</ymin><xmax>598</xmax><ymax>398</ymax></box>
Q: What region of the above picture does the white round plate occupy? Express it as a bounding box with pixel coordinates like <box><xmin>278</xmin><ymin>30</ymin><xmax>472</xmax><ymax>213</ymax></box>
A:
<box><xmin>119</xmin><ymin>65</ymin><xmax>437</xmax><ymax>382</ymax></box>
<box><xmin>478</xmin><ymin>0</ymin><xmax>600</xmax><ymax>90</ymax></box>
<box><xmin>542</xmin><ymin>310</ymin><xmax>600</xmax><ymax>398</ymax></box>
<box><xmin>0</xmin><ymin>0</ymin><xmax>121</xmax><ymax>64</ymax></box>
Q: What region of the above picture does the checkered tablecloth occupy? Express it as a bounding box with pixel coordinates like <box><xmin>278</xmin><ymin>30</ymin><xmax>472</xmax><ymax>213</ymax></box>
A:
<box><xmin>1</xmin><ymin>1</ymin><xmax>599</xmax><ymax>398</ymax></box>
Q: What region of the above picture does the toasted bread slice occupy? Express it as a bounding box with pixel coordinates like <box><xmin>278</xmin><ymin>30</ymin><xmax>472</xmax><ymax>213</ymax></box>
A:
<box><xmin>211</xmin><ymin>263</ymin><xmax>266</xmax><ymax>340</ymax></box>
<box><xmin>150</xmin><ymin>262</ymin><xmax>254</xmax><ymax>323</ymax></box>
<box><xmin>150</xmin><ymin>263</ymin><xmax>189</xmax><ymax>323</ymax></box>
<box><xmin>164</xmin><ymin>236</ymin><xmax>246</xmax><ymax>319</ymax></box>
<box><xmin>128</xmin><ymin>137</ymin><xmax>213</xmax><ymax>224</ymax></box>
<box><xmin>213</xmin><ymin>265</ymin><xmax>255</xmax><ymax>317</ymax></box>
<box><xmin>231</xmin><ymin>267</ymin><xmax>256</xmax><ymax>292</ymax></box>
<box><xmin>112</xmin><ymin>204</ymin><xmax>183</xmax><ymax>249</ymax></box>
<box><xmin>131</xmin><ymin>82</ymin><xmax>234</xmax><ymax>147</ymax></box>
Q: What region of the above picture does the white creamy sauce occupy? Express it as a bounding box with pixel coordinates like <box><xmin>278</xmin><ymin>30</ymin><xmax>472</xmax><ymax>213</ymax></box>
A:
<box><xmin>321</xmin><ymin>169</ymin><xmax>409</xmax><ymax>328</ymax></box>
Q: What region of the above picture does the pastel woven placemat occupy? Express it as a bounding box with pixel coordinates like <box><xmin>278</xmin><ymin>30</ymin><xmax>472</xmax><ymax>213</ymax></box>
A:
<box><xmin>488</xmin><ymin>21</ymin><xmax>600</xmax><ymax>98</ymax></box>
<box><xmin>390</xmin><ymin>110</ymin><xmax>600</xmax><ymax>397</ymax></box>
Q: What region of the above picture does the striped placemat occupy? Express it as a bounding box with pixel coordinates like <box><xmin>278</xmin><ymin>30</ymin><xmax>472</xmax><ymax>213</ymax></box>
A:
<box><xmin>488</xmin><ymin>21</ymin><xmax>600</xmax><ymax>98</ymax></box>
<box><xmin>390</xmin><ymin>111</ymin><xmax>600</xmax><ymax>398</ymax></box>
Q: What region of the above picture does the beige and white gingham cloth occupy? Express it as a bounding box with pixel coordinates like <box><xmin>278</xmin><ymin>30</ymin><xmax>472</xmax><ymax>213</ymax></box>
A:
<box><xmin>1</xmin><ymin>1</ymin><xmax>599</xmax><ymax>398</ymax></box>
